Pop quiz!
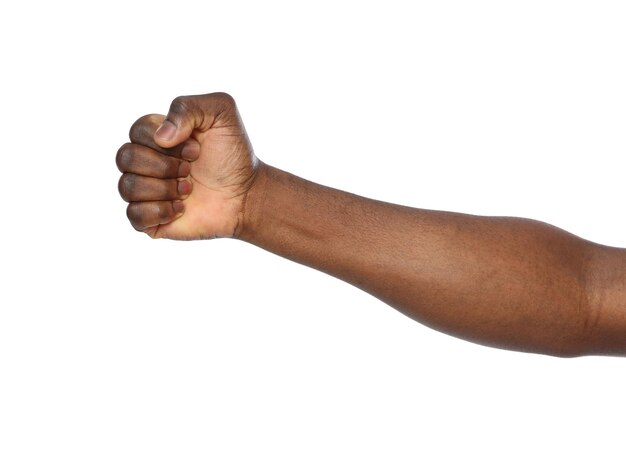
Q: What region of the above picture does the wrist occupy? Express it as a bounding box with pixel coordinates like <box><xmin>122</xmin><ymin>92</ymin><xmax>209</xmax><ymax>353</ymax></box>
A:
<box><xmin>234</xmin><ymin>160</ymin><xmax>272</xmax><ymax>242</ymax></box>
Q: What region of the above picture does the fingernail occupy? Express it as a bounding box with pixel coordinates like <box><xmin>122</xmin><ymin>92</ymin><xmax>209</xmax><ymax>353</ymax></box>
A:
<box><xmin>173</xmin><ymin>201</ymin><xmax>185</xmax><ymax>215</ymax></box>
<box><xmin>155</xmin><ymin>120</ymin><xmax>176</xmax><ymax>141</ymax></box>
<box><xmin>178</xmin><ymin>180</ymin><xmax>192</xmax><ymax>196</ymax></box>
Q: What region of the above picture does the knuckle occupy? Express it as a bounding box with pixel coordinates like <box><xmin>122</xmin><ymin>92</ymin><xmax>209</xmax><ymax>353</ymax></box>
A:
<box><xmin>129</xmin><ymin>114</ymin><xmax>162</xmax><ymax>142</ymax></box>
<box><xmin>212</xmin><ymin>91</ymin><xmax>235</xmax><ymax>106</ymax></box>
<box><xmin>169</xmin><ymin>96</ymin><xmax>192</xmax><ymax>117</ymax></box>
<box><xmin>207</xmin><ymin>92</ymin><xmax>237</xmax><ymax>122</ymax></box>
<box><xmin>129</xmin><ymin>115</ymin><xmax>150</xmax><ymax>141</ymax></box>
<box><xmin>118</xmin><ymin>173</ymin><xmax>136</xmax><ymax>201</ymax></box>
<box><xmin>126</xmin><ymin>204</ymin><xmax>144</xmax><ymax>230</ymax></box>
<box><xmin>115</xmin><ymin>143</ymin><xmax>133</xmax><ymax>171</ymax></box>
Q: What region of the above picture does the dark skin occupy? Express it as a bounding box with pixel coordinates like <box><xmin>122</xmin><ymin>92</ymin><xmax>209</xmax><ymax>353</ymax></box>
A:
<box><xmin>117</xmin><ymin>92</ymin><xmax>626</xmax><ymax>357</ymax></box>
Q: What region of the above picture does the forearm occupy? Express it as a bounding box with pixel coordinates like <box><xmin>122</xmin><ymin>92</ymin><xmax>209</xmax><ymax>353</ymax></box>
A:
<box><xmin>239</xmin><ymin>163</ymin><xmax>621</xmax><ymax>357</ymax></box>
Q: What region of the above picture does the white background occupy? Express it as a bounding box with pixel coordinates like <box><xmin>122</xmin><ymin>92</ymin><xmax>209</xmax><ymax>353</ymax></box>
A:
<box><xmin>1</xmin><ymin>1</ymin><xmax>625</xmax><ymax>459</ymax></box>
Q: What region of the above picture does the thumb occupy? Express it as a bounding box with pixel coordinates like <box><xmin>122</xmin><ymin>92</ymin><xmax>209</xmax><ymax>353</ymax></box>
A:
<box><xmin>154</xmin><ymin>96</ymin><xmax>204</xmax><ymax>148</ymax></box>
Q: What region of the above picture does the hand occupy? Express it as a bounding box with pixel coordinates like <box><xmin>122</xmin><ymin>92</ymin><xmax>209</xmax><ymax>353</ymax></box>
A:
<box><xmin>116</xmin><ymin>92</ymin><xmax>260</xmax><ymax>239</ymax></box>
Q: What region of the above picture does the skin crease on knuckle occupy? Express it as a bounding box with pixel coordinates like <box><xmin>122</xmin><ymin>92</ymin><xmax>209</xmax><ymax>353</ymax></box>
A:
<box><xmin>129</xmin><ymin>114</ymin><xmax>161</xmax><ymax>143</ymax></box>
<box><xmin>127</xmin><ymin>202</ymin><xmax>176</xmax><ymax>234</ymax></box>
<box><xmin>126</xmin><ymin>203</ymin><xmax>146</xmax><ymax>231</ymax></box>
<box><xmin>212</xmin><ymin>91</ymin><xmax>235</xmax><ymax>107</ymax></box>
<box><xmin>117</xmin><ymin>173</ymin><xmax>136</xmax><ymax>202</ymax></box>
<box><xmin>118</xmin><ymin>174</ymin><xmax>177</xmax><ymax>202</ymax></box>
<box><xmin>210</xmin><ymin>92</ymin><xmax>236</xmax><ymax>121</ymax></box>
<box><xmin>126</xmin><ymin>202</ymin><xmax>170</xmax><ymax>231</ymax></box>
<box><xmin>168</xmin><ymin>92</ymin><xmax>235</xmax><ymax>128</ymax></box>
<box><xmin>115</xmin><ymin>143</ymin><xmax>132</xmax><ymax>172</ymax></box>
<box><xmin>131</xmin><ymin>145</ymin><xmax>180</xmax><ymax>178</ymax></box>
<box><xmin>169</xmin><ymin>96</ymin><xmax>193</xmax><ymax>121</ymax></box>
<box><xmin>145</xmin><ymin>177</ymin><xmax>180</xmax><ymax>201</ymax></box>
<box><xmin>121</xmin><ymin>142</ymin><xmax>186</xmax><ymax>178</ymax></box>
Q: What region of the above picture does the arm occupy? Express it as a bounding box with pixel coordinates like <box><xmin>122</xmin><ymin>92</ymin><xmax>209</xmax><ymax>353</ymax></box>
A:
<box><xmin>239</xmin><ymin>163</ymin><xmax>626</xmax><ymax>357</ymax></box>
<box><xmin>116</xmin><ymin>92</ymin><xmax>626</xmax><ymax>357</ymax></box>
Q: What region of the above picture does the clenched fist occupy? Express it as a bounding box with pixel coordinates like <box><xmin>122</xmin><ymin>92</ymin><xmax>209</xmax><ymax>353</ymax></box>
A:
<box><xmin>116</xmin><ymin>92</ymin><xmax>260</xmax><ymax>239</ymax></box>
